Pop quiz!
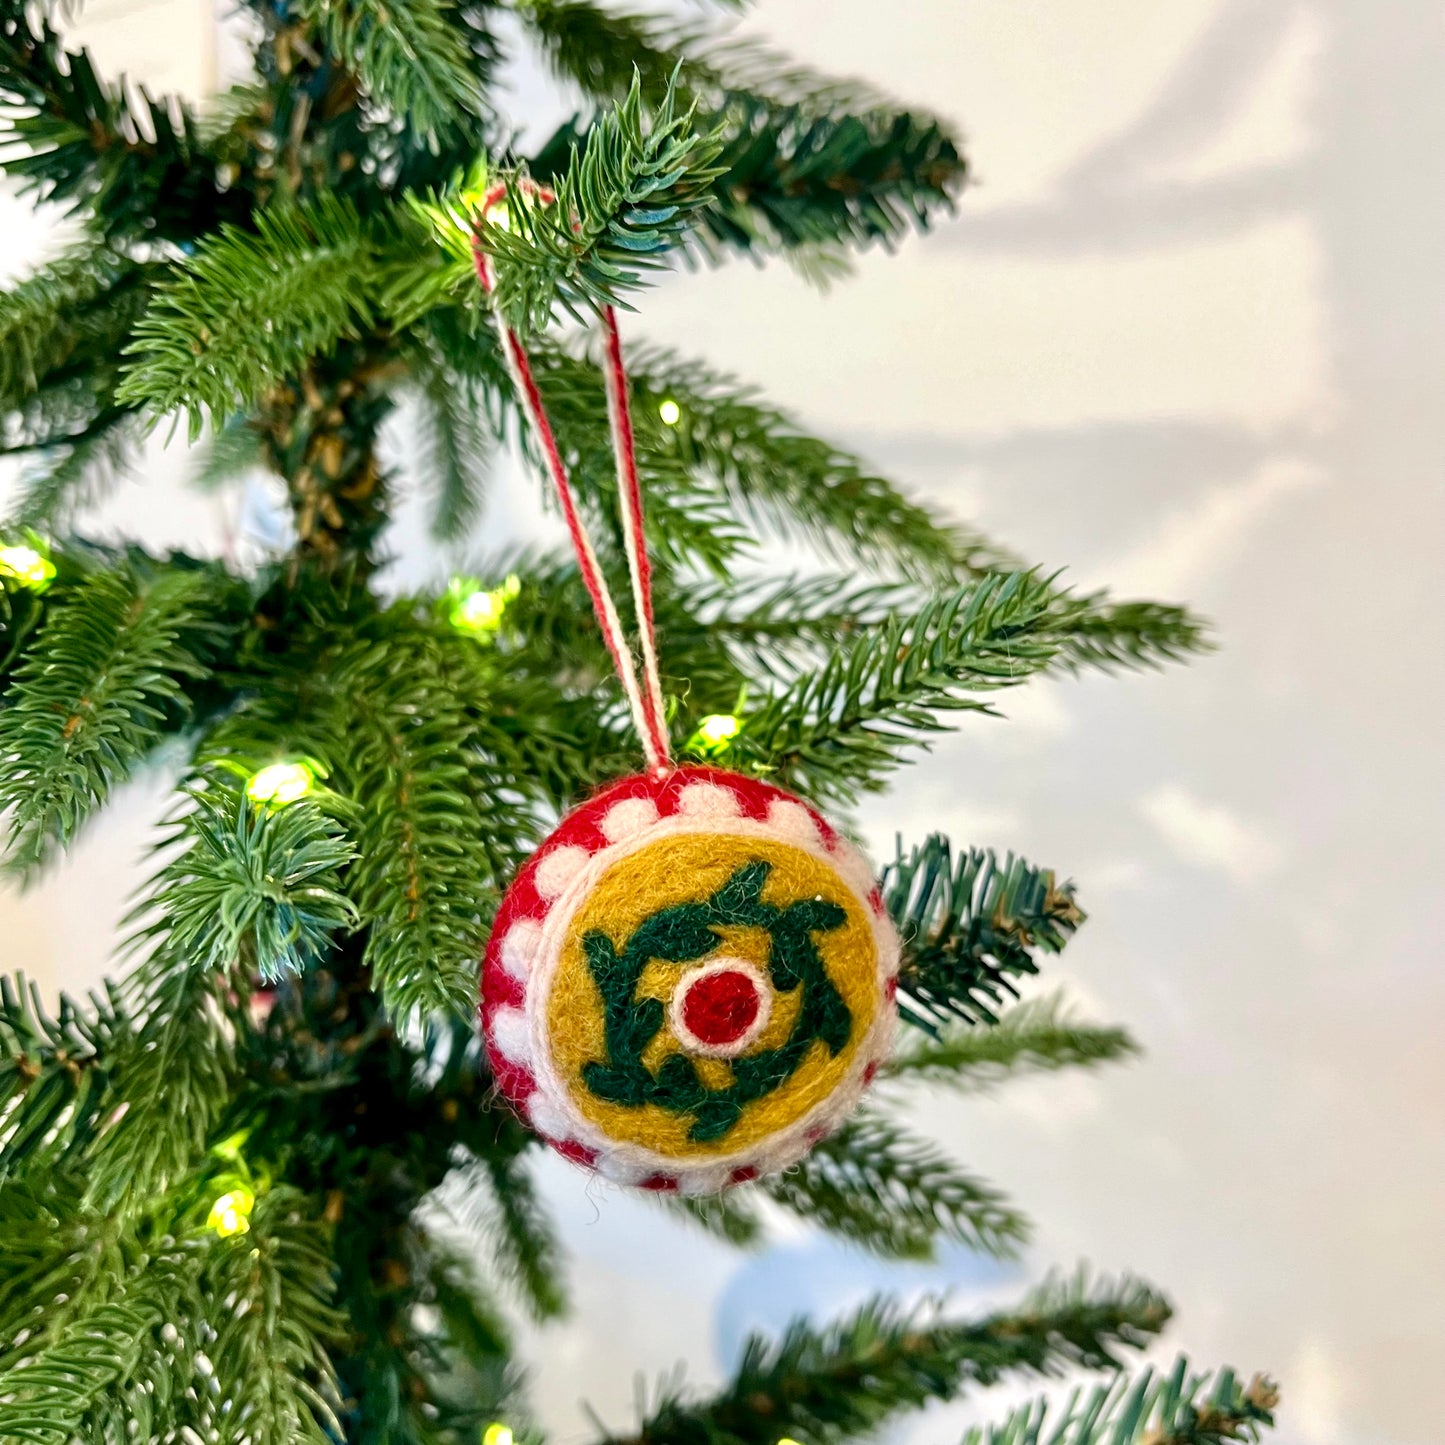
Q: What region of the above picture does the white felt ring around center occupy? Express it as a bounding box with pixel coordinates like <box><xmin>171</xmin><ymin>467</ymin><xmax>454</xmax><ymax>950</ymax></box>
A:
<box><xmin>668</xmin><ymin>957</ymin><xmax>773</xmax><ymax>1060</ymax></box>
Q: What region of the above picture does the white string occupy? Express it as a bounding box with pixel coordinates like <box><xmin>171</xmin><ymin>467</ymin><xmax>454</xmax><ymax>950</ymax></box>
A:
<box><xmin>601</xmin><ymin>310</ymin><xmax>671</xmax><ymax>765</ymax></box>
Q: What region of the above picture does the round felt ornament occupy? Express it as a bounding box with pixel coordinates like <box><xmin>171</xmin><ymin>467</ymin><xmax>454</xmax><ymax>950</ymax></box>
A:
<box><xmin>472</xmin><ymin>205</ymin><xmax>897</xmax><ymax>1191</ymax></box>
<box><xmin>481</xmin><ymin>766</ymin><xmax>900</xmax><ymax>1193</ymax></box>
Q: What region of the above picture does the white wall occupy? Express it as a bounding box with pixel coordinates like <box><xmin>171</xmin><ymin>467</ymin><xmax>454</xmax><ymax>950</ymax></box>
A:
<box><xmin>3</xmin><ymin>4</ymin><xmax>1441</xmax><ymax>1444</ymax></box>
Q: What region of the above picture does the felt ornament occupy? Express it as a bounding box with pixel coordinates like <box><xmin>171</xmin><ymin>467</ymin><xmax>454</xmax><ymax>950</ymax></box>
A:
<box><xmin>481</xmin><ymin>765</ymin><xmax>899</xmax><ymax>1192</ymax></box>
<box><xmin>473</xmin><ymin>184</ymin><xmax>899</xmax><ymax>1192</ymax></box>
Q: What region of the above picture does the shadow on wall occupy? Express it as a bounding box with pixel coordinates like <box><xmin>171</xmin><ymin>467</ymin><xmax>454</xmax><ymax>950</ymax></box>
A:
<box><xmin>713</xmin><ymin>7</ymin><xmax>1445</xmax><ymax>1445</ymax></box>
<box><xmin>886</xmin><ymin>0</ymin><xmax>1443</xmax><ymax>550</ymax></box>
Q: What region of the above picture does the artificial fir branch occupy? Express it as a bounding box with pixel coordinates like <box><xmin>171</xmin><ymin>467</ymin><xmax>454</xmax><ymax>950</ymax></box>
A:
<box><xmin>432</xmin><ymin>615</ymin><xmax>637</xmax><ymax>819</ymax></box>
<box><xmin>1051</xmin><ymin>593</ymin><xmax>1214</xmax><ymax>674</ymax></box>
<box><xmin>410</xmin><ymin>350</ymin><xmax>495</xmax><ymax>541</ymax></box>
<box><xmin>696</xmin><ymin>100</ymin><xmax>965</xmax><ymax>258</ymax></box>
<box><xmin>0</xmin><ymin>563</ymin><xmax>228</xmax><ymax>871</ymax></box>
<box><xmin>530</xmin><ymin>100</ymin><xmax>965</xmax><ymax>260</ymax></box>
<box><xmin>118</xmin><ymin>197</ymin><xmax>387</xmax><ymax>435</ymax></box>
<box><xmin>521</xmin><ymin>0</ymin><xmax>707</xmax><ymax>107</ymax></box>
<box><xmin>415</xmin><ymin>1229</ymin><xmax>514</xmax><ymax>1364</ymax></box>
<box><xmin>0</xmin><ymin>1173</ymin><xmax>128</xmax><ymax>1364</ymax></box>
<box><xmin>0</xmin><ymin>575</ymin><xmax>44</xmax><ymax>676</ymax></box>
<box><xmin>295</xmin><ymin>0</ymin><xmax>487</xmax><ymax>140</ymax></box>
<box><xmin>0</xmin><ymin>248</ymin><xmax>138</xmax><ymax>407</ymax></box>
<box><xmin>693</xmin><ymin>573</ymin><xmax>922</xmax><ymax>679</ymax></box>
<box><xmin>736</xmin><ymin>572</ymin><xmax>1062</xmax><ymax>802</ymax></box>
<box><xmin>519</xmin><ymin>0</ymin><xmax>895</xmax><ymax>113</ymax></box>
<box><xmin>8</xmin><ymin>414</ymin><xmax>139</xmax><ymax>530</ymax></box>
<box><xmin>81</xmin><ymin>953</ymin><xmax>236</xmax><ymax>1213</ymax></box>
<box><xmin>402</xmin><ymin>1228</ymin><xmax>527</xmax><ymax>1443</ymax></box>
<box><xmin>885</xmin><ymin>992</ymin><xmax>1139</xmax><ymax>1089</ymax></box>
<box><xmin>323</xmin><ymin>632</ymin><xmax>505</xmax><ymax>1021</ymax></box>
<box><xmin>605</xmin><ymin>1274</ymin><xmax>1172</xmax><ymax>1445</ymax></box>
<box><xmin>762</xmin><ymin>1107</ymin><xmax>1030</xmax><ymax>1261</ymax></box>
<box><xmin>0</xmin><ymin>252</ymin><xmax>150</xmax><ymax>482</ymax></box>
<box><xmin>524</xmin><ymin>340</ymin><xmax>1001</xmax><ymax>583</ymax></box>
<box><xmin>0</xmin><ymin>4</ymin><xmax>233</xmax><ymax>239</ymax></box>
<box><xmin>135</xmin><ymin>776</ymin><xmax>358</xmax><ymax>982</ymax></box>
<box><xmin>882</xmin><ymin>838</ymin><xmax>1085</xmax><ymax>1034</ymax></box>
<box><xmin>498</xmin><ymin>341</ymin><xmax>748</xmax><ymax>572</ymax></box>
<box><xmin>457</xmin><ymin>559</ymin><xmax>1208</xmax><ymax>750</ymax></box>
<box><xmin>964</xmin><ymin>1358</ymin><xmax>1279</xmax><ymax>1445</ymax></box>
<box><xmin>198</xmin><ymin>1189</ymin><xmax>346</xmax><ymax>1445</ymax></box>
<box><xmin>189</xmin><ymin>414</ymin><xmax>268</xmax><ymax>493</ymax></box>
<box><xmin>0</xmin><ymin>978</ymin><xmax>126</xmax><ymax>1183</ymax></box>
<box><xmin>0</xmin><ymin>1243</ymin><xmax>205</xmax><ymax>1445</ymax></box>
<box><xmin>521</xmin><ymin>3</ymin><xmax>967</xmax><ymax>258</ymax></box>
<box><xmin>476</xmin><ymin>73</ymin><xmax>728</xmax><ymax>332</ymax></box>
<box><xmin>437</xmin><ymin>1152</ymin><xmax>571</xmax><ymax>1322</ymax></box>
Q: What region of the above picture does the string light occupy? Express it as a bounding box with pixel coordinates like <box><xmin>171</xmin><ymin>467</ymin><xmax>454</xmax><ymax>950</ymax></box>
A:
<box><xmin>688</xmin><ymin>713</ymin><xmax>741</xmax><ymax>757</ymax></box>
<box><xmin>245</xmin><ymin>761</ymin><xmax>316</xmax><ymax>807</ymax></box>
<box><xmin>482</xmin><ymin>1424</ymin><xmax>514</xmax><ymax>1445</ymax></box>
<box><xmin>449</xmin><ymin>574</ymin><xmax>520</xmax><ymax>639</ymax></box>
<box><xmin>211</xmin><ymin>1130</ymin><xmax>250</xmax><ymax>1162</ymax></box>
<box><xmin>484</xmin><ymin>202</ymin><xmax>511</xmax><ymax>233</ymax></box>
<box><xmin>0</xmin><ymin>543</ymin><xmax>56</xmax><ymax>590</ymax></box>
<box><xmin>207</xmin><ymin>1185</ymin><xmax>255</xmax><ymax>1239</ymax></box>
<box><xmin>658</xmin><ymin>398</ymin><xmax>682</xmax><ymax>427</ymax></box>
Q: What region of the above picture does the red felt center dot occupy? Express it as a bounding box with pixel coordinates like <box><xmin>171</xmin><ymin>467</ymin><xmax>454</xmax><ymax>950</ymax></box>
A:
<box><xmin>680</xmin><ymin>968</ymin><xmax>761</xmax><ymax>1047</ymax></box>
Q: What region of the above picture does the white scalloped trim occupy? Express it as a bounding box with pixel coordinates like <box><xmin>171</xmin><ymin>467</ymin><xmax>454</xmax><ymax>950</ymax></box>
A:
<box><xmin>500</xmin><ymin>918</ymin><xmax>542</xmax><ymax>981</ymax></box>
<box><xmin>490</xmin><ymin>1005</ymin><xmax>532</xmax><ymax>1066</ymax></box>
<box><xmin>526</xmin><ymin>1091</ymin><xmax>573</xmax><ymax>1142</ymax></box>
<box><xmin>677</xmin><ymin>781</ymin><xmax>743</xmax><ymax>820</ymax></box>
<box><xmin>764</xmin><ymin>797</ymin><xmax>821</xmax><ymax>846</ymax></box>
<box><xmin>599</xmin><ymin>795</ymin><xmax>660</xmax><ymax>843</ymax></box>
<box><xmin>534</xmin><ymin>844</ymin><xmax>589</xmax><ymax>901</ymax></box>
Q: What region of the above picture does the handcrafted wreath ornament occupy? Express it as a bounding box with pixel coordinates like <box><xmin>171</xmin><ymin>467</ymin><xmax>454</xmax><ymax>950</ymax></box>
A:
<box><xmin>482</xmin><ymin>767</ymin><xmax>899</xmax><ymax>1192</ymax></box>
<box><xmin>473</xmin><ymin>181</ymin><xmax>900</xmax><ymax>1191</ymax></box>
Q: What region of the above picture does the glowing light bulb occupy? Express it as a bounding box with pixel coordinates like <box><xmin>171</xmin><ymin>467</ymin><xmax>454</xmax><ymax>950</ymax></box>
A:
<box><xmin>458</xmin><ymin>590</ymin><xmax>504</xmax><ymax>630</ymax></box>
<box><xmin>245</xmin><ymin>761</ymin><xmax>316</xmax><ymax>807</ymax></box>
<box><xmin>207</xmin><ymin>1185</ymin><xmax>255</xmax><ymax>1238</ymax></box>
<box><xmin>0</xmin><ymin>544</ymin><xmax>56</xmax><ymax>590</ymax></box>
<box><xmin>212</xmin><ymin>1130</ymin><xmax>250</xmax><ymax>1162</ymax></box>
<box><xmin>483</xmin><ymin>1424</ymin><xmax>514</xmax><ymax>1445</ymax></box>
<box><xmin>485</xmin><ymin>203</ymin><xmax>511</xmax><ymax>233</ymax></box>
<box><xmin>449</xmin><ymin>574</ymin><xmax>520</xmax><ymax>639</ymax></box>
<box><xmin>688</xmin><ymin>713</ymin><xmax>742</xmax><ymax>757</ymax></box>
<box><xmin>658</xmin><ymin>398</ymin><xmax>682</xmax><ymax>427</ymax></box>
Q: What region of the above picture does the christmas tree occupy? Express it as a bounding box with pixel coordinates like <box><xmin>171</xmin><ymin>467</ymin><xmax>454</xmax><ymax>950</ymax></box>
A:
<box><xmin>0</xmin><ymin>4</ymin><xmax>1280</xmax><ymax>1444</ymax></box>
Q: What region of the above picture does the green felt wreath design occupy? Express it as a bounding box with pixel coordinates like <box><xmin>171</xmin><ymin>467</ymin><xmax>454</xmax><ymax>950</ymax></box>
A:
<box><xmin>579</xmin><ymin>860</ymin><xmax>854</xmax><ymax>1143</ymax></box>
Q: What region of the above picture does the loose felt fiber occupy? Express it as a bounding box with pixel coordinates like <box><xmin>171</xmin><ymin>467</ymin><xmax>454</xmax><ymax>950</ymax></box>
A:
<box><xmin>480</xmin><ymin>766</ymin><xmax>900</xmax><ymax>1194</ymax></box>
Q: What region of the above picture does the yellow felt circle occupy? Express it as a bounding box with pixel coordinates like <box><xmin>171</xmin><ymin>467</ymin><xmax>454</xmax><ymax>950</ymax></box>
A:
<box><xmin>543</xmin><ymin>831</ymin><xmax>881</xmax><ymax>1160</ymax></box>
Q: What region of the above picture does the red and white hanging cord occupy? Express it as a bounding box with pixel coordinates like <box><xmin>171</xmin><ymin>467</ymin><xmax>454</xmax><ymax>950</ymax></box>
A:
<box><xmin>472</xmin><ymin>184</ymin><xmax>672</xmax><ymax>771</ymax></box>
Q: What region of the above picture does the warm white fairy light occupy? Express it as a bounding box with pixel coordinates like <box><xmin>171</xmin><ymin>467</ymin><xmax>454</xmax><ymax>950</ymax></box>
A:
<box><xmin>245</xmin><ymin>761</ymin><xmax>316</xmax><ymax>807</ymax></box>
<box><xmin>688</xmin><ymin>713</ymin><xmax>742</xmax><ymax>757</ymax></box>
<box><xmin>658</xmin><ymin>398</ymin><xmax>682</xmax><ymax>426</ymax></box>
<box><xmin>207</xmin><ymin>1185</ymin><xmax>255</xmax><ymax>1239</ymax></box>
<box><xmin>0</xmin><ymin>544</ymin><xmax>56</xmax><ymax>589</ymax></box>
<box><xmin>449</xmin><ymin>574</ymin><xmax>520</xmax><ymax>639</ymax></box>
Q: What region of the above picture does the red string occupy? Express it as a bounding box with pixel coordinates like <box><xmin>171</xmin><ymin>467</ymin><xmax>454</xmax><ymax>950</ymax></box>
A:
<box><xmin>600</xmin><ymin>305</ymin><xmax>669</xmax><ymax>763</ymax></box>
<box><xmin>472</xmin><ymin>186</ymin><xmax>671</xmax><ymax>770</ymax></box>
